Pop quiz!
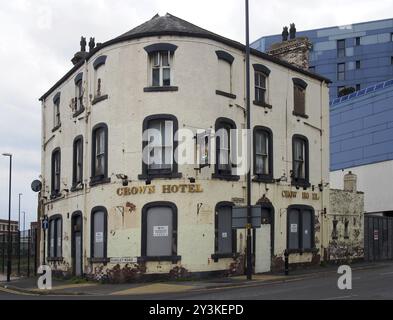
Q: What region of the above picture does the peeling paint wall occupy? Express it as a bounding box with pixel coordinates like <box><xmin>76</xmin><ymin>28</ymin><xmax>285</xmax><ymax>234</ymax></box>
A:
<box><xmin>328</xmin><ymin>189</ymin><xmax>364</xmax><ymax>262</ymax></box>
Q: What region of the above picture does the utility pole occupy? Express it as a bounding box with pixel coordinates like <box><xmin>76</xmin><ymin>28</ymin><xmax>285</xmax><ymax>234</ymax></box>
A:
<box><xmin>18</xmin><ymin>193</ymin><xmax>22</xmax><ymax>276</ymax></box>
<box><xmin>245</xmin><ymin>0</ymin><xmax>253</xmax><ymax>280</ymax></box>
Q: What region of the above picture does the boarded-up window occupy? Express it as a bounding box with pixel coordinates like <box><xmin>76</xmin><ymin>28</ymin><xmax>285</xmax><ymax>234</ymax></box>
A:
<box><xmin>48</xmin><ymin>216</ymin><xmax>62</xmax><ymax>258</ymax></box>
<box><xmin>146</xmin><ymin>206</ymin><xmax>174</xmax><ymax>257</ymax></box>
<box><xmin>294</xmin><ymin>85</ymin><xmax>306</xmax><ymax>115</ymax></box>
<box><xmin>91</xmin><ymin>209</ymin><xmax>106</xmax><ymax>259</ymax></box>
<box><xmin>215</xmin><ymin>205</ymin><xmax>234</xmax><ymax>254</ymax></box>
<box><xmin>51</xmin><ymin>149</ymin><xmax>61</xmax><ymax>195</ymax></box>
<box><xmin>288</xmin><ymin>207</ymin><xmax>314</xmax><ymax>250</ymax></box>
<box><xmin>217</xmin><ymin>59</ymin><xmax>231</xmax><ymax>93</ymax></box>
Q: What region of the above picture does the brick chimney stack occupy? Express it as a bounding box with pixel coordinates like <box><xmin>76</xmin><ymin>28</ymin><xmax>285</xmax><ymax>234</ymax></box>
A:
<box><xmin>266</xmin><ymin>23</ymin><xmax>312</xmax><ymax>71</ymax></box>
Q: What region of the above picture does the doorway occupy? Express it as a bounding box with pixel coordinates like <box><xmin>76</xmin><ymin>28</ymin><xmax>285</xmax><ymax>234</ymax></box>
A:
<box><xmin>71</xmin><ymin>212</ymin><xmax>83</xmax><ymax>276</ymax></box>
<box><xmin>254</xmin><ymin>205</ymin><xmax>274</xmax><ymax>274</ymax></box>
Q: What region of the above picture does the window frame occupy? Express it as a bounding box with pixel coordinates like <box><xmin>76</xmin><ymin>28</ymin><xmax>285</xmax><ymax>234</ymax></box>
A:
<box><xmin>139</xmin><ymin>114</ymin><xmax>181</xmax><ymax>180</ymax></box>
<box><xmin>337</xmin><ymin>62</ymin><xmax>345</xmax><ymax>81</ymax></box>
<box><xmin>337</xmin><ymin>39</ymin><xmax>345</xmax><ymax>58</ymax></box>
<box><xmin>90</xmin><ymin>206</ymin><xmax>108</xmax><ymax>263</ymax></box>
<box><xmin>51</xmin><ymin>148</ymin><xmax>61</xmax><ymax>198</ymax></box>
<box><xmin>252</xmin><ymin>64</ymin><xmax>271</xmax><ymax>108</ymax></box>
<box><xmin>212</xmin><ymin>202</ymin><xmax>237</xmax><ymax>261</ymax></box>
<box><xmin>90</xmin><ymin>123</ymin><xmax>110</xmax><ymax>186</ymax></box>
<box><xmin>215</xmin><ymin>50</ymin><xmax>235</xmax><ymax>99</ymax></box>
<box><xmin>52</xmin><ymin>92</ymin><xmax>61</xmax><ymax>131</ymax></box>
<box><xmin>48</xmin><ymin>214</ymin><xmax>63</xmax><ymax>261</ymax></box>
<box><xmin>72</xmin><ymin>135</ymin><xmax>84</xmax><ymax>191</ymax></box>
<box><xmin>212</xmin><ymin>118</ymin><xmax>240</xmax><ymax>181</ymax></box>
<box><xmin>355</xmin><ymin>37</ymin><xmax>361</xmax><ymax>46</ymax></box>
<box><xmin>292</xmin><ymin>78</ymin><xmax>308</xmax><ymax>118</ymax></box>
<box><xmin>291</xmin><ymin>135</ymin><xmax>310</xmax><ymax>188</ymax></box>
<box><xmin>140</xmin><ymin>202</ymin><xmax>180</xmax><ymax>263</ymax></box>
<box><xmin>287</xmin><ymin>205</ymin><xmax>315</xmax><ymax>253</ymax></box>
<box><xmin>92</xmin><ymin>55</ymin><xmax>108</xmax><ymax>105</ymax></box>
<box><xmin>253</xmin><ymin>126</ymin><xmax>273</xmax><ymax>182</ymax></box>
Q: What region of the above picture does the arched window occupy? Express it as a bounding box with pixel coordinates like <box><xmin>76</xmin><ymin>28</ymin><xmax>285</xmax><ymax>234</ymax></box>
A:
<box><xmin>72</xmin><ymin>136</ymin><xmax>83</xmax><ymax>190</ymax></box>
<box><xmin>73</xmin><ymin>72</ymin><xmax>84</xmax><ymax>116</ymax></box>
<box><xmin>287</xmin><ymin>205</ymin><xmax>314</xmax><ymax>252</ymax></box>
<box><xmin>139</xmin><ymin>114</ymin><xmax>180</xmax><ymax>179</ymax></box>
<box><xmin>292</xmin><ymin>135</ymin><xmax>310</xmax><ymax>187</ymax></box>
<box><xmin>90</xmin><ymin>207</ymin><xmax>108</xmax><ymax>261</ymax></box>
<box><xmin>212</xmin><ymin>118</ymin><xmax>239</xmax><ymax>181</ymax></box>
<box><xmin>51</xmin><ymin>148</ymin><xmax>61</xmax><ymax>198</ymax></box>
<box><xmin>48</xmin><ymin>215</ymin><xmax>62</xmax><ymax>259</ymax></box>
<box><xmin>92</xmin><ymin>56</ymin><xmax>108</xmax><ymax>105</ymax></box>
<box><xmin>253</xmin><ymin>126</ymin><xmax>273</xmax><ymax>182</ymax></box>
<box><xmin>52</xmin><ymin>92</ymin><xmax>61</xmax><ymax>131</ymax></box>
<box><xmin>292</xmin><ymin>78</ymin><xmax>308</xmax><ymax>118</ymax></box>
<box><xmin>253</xmin><ymin>64</ymin><xmax>271</xmax><ymax>107</ymax></box>
<box><xmin>212</xmin><ymin>202</ymin><xmax>236</xmax><ymax>261</ymax></box>
<box><xmin>90</xmin><ymin>123</ymin><xmax>109</xmax><ymax>186</ymax></box>
<box><xmin>141</xmin><ymin>202</ymin><xmax>180</xmax><ymax>262</ymax></box>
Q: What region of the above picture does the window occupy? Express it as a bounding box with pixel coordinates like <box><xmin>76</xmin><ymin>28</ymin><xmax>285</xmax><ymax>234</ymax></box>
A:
<box><xmin>292</xmin><ymin>78</ymin><xmax>307</xmax><ymax>117</ymax></box>
<box><xmin>53</xmin><ymin>93</ymin><xmax>61</xmax><ymax>130</ymax></box>
<box><xmin>151</xmin><ymin>51</ymin><xmax>172</xmax><ymax>87</ymax></box>
<box><xmin>356</xmin><ymin>84</ymin><xmax>361</xmax><ymax>91</ymax></box>
<box><xmin>308</xmin><ymin>66</ymin><xmax>315</xmax><ymax>73</ymax></box>
<box><xmin>287</xmin><ymin>206</ymin><xmax>314</xmax><ymax>251</ymax></box>
<box><xmin>252</xmin><ymin>64</ymin><xmax>271</xmax><ymax>107</ymax></box>
<box><xmin>72</xmin><ymin>136</ymin><xmax>83</xmax><ymax>190</ymax></box>
<box><xmin>338</xmin><ymin>86</ymin><xmax>345</xmax><ymax>96</ymax></box>
<box><xmin>48</xmin><ymin>215</ymin><xmax>62</xmax><ymax>259</ymax></box>
<box><xmin>356</xmin><ymin>60</ymin><xmax>361</xmax><ymax>69</ymax></box>
<box><xmin>292</xmin><ymin>135</ymin><xmax>309</xmax><ymax>187</ymax></box>
<box><xmin>216</xmin><ymin>50</ymin><xmax>235</xmax><ymax>98</ymax></box>
<box><xmin>74</xmin><ymin>74</ymin><xmax>84</xmax><ymax>115</ymax></box>
<box><xmin>140</xmin><ymin>115</ymin><xmax>180</xmax><ymax>179</ymax></box>
<box><xmin>51</xmin><ymin>148</ymin><xmax>61</xmax><ymax>197</ymax></box>
<box><xmin>391</xmin><ymin>56</ymin><xmax>393</xmax><ymax>65</ymax></box>
<box><xmin>355</xmin><ymin>37</ymin><xmax>360</xmax><ymax>46</ymax></box>
<box><xmin>253</xmin><ymin>127</ymin><xmax>273</xmax><ymax>181</ymax></box>
<box><xmin>91</xmin><ymin>123</ymin><xmax>109</xmax><ymax>186</ymax></box>
<box><xmin>391</xmin><ymin>33</ymin><xmax>393</xmax><ymax>42</ymax></box>
<box><xmin>337</xmin><ymin>63</ymin><xmax>345</xmax><ymax>81</ymax></box>
<box><xmin>337</xmin><ymin>39</ymin><xmax>345</xmax><ymax>58</ymax></box>
<box><xmin>90</xmin><ymin>207</ymin><xmax>107</xmax><ymax>260</ymax></box>
<box><xmin>213</xmin><ymin>203</ymin><xmax>236</xmax><ymax>259</ymax></box>
<box><xmin>141</xmin><ymin>202</ymin><xmax>179</xmax><ymax>261</ymax></box>
<box><xmin>213</xmin><ymin>118</ymin><xmax>239</xmax><ymax>180</ymax></box>
<box><xmin>92</xmin><ymin>56</ymin><xmax>107</xmax><ymax>104</ymax></box>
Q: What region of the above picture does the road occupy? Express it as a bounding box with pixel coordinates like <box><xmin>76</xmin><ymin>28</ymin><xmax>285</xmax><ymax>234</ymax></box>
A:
<box><xmin>1</xmin><ymin>262</ymin><xmax>393</xmax><ymax>300</ymax></box>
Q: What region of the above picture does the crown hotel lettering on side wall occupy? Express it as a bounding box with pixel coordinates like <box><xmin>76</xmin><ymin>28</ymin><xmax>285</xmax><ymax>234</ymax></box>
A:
<box><xmin>117</xmin><ymin>184</ymin><xmax>204</xmax><ymax>196</ymax></box>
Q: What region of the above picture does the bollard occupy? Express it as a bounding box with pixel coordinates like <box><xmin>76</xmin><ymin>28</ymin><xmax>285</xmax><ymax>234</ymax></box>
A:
<box><xmin>284</xmin><ymin>249</ymin><xmax>289</xmax><ymax>275</ymax></box>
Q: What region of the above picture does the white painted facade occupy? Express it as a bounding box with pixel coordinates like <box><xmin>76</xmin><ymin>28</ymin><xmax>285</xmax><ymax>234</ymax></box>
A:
<box><xmin>39</xmin><ymin>15</ymin><xmax>331</xmax><ymax>280</ymax></box>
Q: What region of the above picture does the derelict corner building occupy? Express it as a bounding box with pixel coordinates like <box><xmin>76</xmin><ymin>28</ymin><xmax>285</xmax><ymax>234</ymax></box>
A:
<box><xmin>38</xmin><ymin>13</ymin><xmax>332</xmax><ymax>280</ymax></box>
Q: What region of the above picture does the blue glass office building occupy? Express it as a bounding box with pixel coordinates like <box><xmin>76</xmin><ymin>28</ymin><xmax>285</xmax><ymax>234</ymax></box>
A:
<box><xmin>251</xmin><ymin>18</ymin><xmax>393</xmax><ymax>102</ymax></box>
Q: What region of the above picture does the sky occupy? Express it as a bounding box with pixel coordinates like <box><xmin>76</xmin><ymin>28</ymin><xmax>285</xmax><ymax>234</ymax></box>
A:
<box><xmin>0</xmin><ymin>0</ymin><xmax>392</xmax><ymax>228</ymax></box>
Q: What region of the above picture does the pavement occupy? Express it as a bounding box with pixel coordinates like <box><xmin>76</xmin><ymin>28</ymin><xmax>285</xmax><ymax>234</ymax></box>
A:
<box><xmin>0</xmin><ymin>260</ymin><xmax>391</xmax><ymax>299</ymax></box>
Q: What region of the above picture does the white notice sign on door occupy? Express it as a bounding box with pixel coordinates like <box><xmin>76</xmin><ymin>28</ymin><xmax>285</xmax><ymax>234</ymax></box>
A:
<box><xmin>291</xmin><ymin>224</ymin><xmax>298</xmax><ymax>233</ymax></box>
<box><xmin>95</xmin><ymin>232</ymin><xmax>104</xmax><ymax>243</ymax></box>
<box><xmin>153</xmin><ymin>226</ymin><xmax>169</xmax><ymax>237</ymax></box>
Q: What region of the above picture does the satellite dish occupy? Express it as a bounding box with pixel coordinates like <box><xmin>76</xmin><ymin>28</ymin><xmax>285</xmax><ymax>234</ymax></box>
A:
<box><xmin>31</xmin><ymin>180</ymin><xmax>42</xmax><ymax>192</ymax></box>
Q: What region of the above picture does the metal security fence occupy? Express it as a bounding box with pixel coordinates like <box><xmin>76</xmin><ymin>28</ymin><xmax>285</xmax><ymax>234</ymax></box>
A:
<box><xmin>0</xmin><ymin>228</ymin><xmax>38</xmax><ymax>278</ymax></box>
<box><xmin>364</xmin><ymin>216</ymin><xmax>393</xmax><ymax>261</ymax></box>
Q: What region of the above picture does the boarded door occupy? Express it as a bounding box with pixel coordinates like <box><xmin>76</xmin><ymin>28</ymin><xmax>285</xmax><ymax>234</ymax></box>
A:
<box><xmin>364</xmin><ymin>216</ymin><xmax>393</xmax><ymax>261</ymax></box>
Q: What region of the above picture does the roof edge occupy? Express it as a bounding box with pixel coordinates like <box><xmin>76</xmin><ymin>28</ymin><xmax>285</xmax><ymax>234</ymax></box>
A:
<box><xmin>39</xmin><ymin>29</ymin><xmax>331</xmax><ymax>101</ymax></box>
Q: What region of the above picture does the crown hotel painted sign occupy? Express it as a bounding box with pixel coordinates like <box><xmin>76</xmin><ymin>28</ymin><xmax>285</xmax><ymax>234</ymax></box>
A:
<box><xmin>117</xmin><ymin>184</ymin><xmax>204</xmax><ymax>196</ymax></box>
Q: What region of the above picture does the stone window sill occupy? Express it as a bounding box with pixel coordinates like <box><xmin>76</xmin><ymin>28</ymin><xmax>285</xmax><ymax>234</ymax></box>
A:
<box><xmin>70</xmin><ymin>184</ymin><xmax>84</xmax><ymax>192</ymax></box>
<box><xmin>292</xmin><ymin>111</ymin><xmax>309</xmax><ymax>119</ymax></box>
<box><xmin>216</xmin><ymin>90</ymin><xmax>236</xmax><ymax>99</ymax></box>
<box><xmin>47</xmin><ymin>257</ymin><xmax>64</xmax><ymax>262</ymax></box>
<box><xmin>88</xmin><ymin>257</ymin><xmax>110</xmax><ymax>264</ymax></box>
<box><xmin>253</xmin><ymin>100</ymin><xmax>272</xmax><ymax>109</ymax></box>
<box><xmin>211</xmin><ymin>173</ymin><xmax>240</xmax><ymax>181</ymax></box>
<box><xmin>291</xmin><ymin>179</ymin><xmax>311</xmax><ymax>189</ymax></box>
<box><xmin>138</xmin><ymin>172</ymin><xmax>182</xmax><ymax>180</ymax></box>
<box><xmin>211</xmin><ymin>253</ymin><xmax>236</xmax><ymax>263</ymax></box>
<box><xmin>252</xmin><ymin>175</ymin><xmax>275</xmax><ymax>183</ymax></box>
<box><xmin>89</xmin><ymin>176</ymin><xmax>111</xmax><ymax>187</ymax></box>
<box><xmin>51</xmin><ymin>124</ymin><xmax>61</xmax><ymax>133</ymax></box>
<box><xmin>92</xmin><ymin>94</ymin><xmax>108</xmax><ymax>105</ymax></box>
<box><xmin>143</xmin><ymin>86</ymin><xmax>179</xmax><ymax>92</ymax></box>
<box><xmin>73</xmin><ymin>106</ymin><xmax>85</xmax><ymax>118</ymax></box>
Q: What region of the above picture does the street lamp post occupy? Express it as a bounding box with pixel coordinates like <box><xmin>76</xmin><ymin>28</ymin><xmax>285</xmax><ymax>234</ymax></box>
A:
<box><xmin>18</xmin><ymin>193</ymin><xmax>22</xmax><ymax>275</ymax></box>
<box><xmin>2</xmin><ymin>153</ymin><xmax>12</xmax><ymax>282</ymax></box>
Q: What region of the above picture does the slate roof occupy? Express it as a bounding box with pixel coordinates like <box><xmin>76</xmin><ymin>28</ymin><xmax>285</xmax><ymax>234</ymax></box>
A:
<box><xmin>40</xmin><ymin>13</ymin><xmax>330</xmax><ymax>101</ymax></box>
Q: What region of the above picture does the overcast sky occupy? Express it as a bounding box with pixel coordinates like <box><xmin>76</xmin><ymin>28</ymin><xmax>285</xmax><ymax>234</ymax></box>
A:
<box><xmin>0</xmin><ymin>0</ymin><xmax>392</xmax><ymax>227</ymax></box>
